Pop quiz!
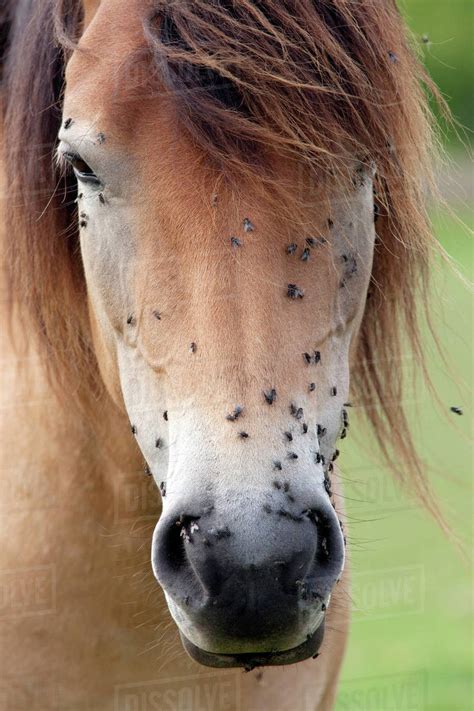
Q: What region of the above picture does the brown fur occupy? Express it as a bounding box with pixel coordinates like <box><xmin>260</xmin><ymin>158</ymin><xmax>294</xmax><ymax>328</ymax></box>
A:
<box><xmin>82</xmin><ymin>0</ymin><xmax>101</xmax><ymax>27</ymax></box>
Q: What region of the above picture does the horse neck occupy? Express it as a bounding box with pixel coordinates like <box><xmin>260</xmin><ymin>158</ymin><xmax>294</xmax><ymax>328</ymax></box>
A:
<box><xmin>2</xmin><ymin>309</ymin><xmax>143</xmax><ymax>513</ymax></box>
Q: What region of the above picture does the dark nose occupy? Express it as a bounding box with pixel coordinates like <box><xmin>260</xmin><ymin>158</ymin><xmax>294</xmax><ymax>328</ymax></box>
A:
<box><xmin>152</xmin><ymin>491</ymin><xmax>344</xmax><ymax>650</ymax></box>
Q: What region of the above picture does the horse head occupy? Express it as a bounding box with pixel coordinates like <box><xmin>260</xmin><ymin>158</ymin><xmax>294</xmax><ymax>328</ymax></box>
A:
<box><xmin>5</xmin><ymin>0</ymin><xmax>440</xmax><ymax>672</ymax></box>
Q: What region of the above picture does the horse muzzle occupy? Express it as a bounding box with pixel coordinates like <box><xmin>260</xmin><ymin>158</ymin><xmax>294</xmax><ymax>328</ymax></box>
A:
<box><xmin>151</xmin><ymin>490</ymin><xmax>345</xmax><ymax>668</ymax></box>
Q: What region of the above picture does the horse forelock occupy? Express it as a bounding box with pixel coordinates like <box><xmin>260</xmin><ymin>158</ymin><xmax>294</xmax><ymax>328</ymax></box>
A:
<box><xmin>2</xmin><ymin>0</ymin><xmax>448</xmax><ymax>523</ymax></box>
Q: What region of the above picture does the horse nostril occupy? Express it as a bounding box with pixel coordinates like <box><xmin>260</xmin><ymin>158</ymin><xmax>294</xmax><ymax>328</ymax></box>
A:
<box><xmin>160</xmin><ymin>516</ymin><xmax>189</xmax><ymax>575</ymax></box>
<box><xmin>302</xmin><ymin>507</ymin><xmax>345</xmax><ymax>598</ymax></box>
<box><xmin>153</xmin><ymin>509</ymin><xmax>225</xmax><ymax>600</ymax></box>
<box><xmin>156</xmin><ymin>512</ymin><xmax>204</xmax><ymax>579</ymax></box>
<box><xmin>315</xmin><ymin>512</ymin><xmax>335</xmax><ymax>566</ymax></box>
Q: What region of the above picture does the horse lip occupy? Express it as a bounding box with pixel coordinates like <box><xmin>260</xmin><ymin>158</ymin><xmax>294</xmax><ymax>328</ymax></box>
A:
<box><xmin>179</xmin><ymin>620</ymin><xmax>325</xmax><ymax>669</ymax></box>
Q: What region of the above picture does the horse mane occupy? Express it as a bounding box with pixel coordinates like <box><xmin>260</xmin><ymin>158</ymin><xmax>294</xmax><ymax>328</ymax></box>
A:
<box><xmin>2</xmin><ymin>0</ymin><xmax>448</xmax><ymax>522</ymax></box>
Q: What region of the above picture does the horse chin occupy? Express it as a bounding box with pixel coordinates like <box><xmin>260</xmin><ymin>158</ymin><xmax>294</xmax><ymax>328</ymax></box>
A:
<box><xmin>179</xmin><ymin>621</ymin><xmax>325</xmax><ymax>669</ymax></box>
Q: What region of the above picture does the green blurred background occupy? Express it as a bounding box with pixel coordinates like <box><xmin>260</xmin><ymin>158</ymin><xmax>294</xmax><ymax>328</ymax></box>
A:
<box><xmin>336</xmin><ymin>2</ymin><xmax>472</xmax><ymax>710</ymax></box>
<box><xmin>405</xmin><ymin>0</ymin><xmax>473</xmax><ymax>145</ymax></box>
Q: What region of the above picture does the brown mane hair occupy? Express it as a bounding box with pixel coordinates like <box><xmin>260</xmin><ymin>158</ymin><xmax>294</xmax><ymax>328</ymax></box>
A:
<box><xmin>2</xmin><ymin>0</ymin><xmax>448</xmax><ymax>521</ymax></box>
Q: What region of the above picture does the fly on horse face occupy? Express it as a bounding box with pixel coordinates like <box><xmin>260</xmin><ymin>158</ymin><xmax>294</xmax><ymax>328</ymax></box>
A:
<box><xmin>1</xmin><ymin>1</ymin><xmax>445</xmax><ymax>709</ymax></box>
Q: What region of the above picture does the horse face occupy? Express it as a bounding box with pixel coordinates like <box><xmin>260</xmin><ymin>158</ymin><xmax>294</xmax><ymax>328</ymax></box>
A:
<box><xmin>57</xmin><ymin>0</ymin><xmax>375</xmax><ymax>667</ymax></box>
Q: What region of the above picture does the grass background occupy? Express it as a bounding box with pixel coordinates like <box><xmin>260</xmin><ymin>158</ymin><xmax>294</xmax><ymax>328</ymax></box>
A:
<box><xmin>336</xmin><ymin>2</ymin><xmax>472</xmax><ymax>709</ymax></box>
<box><xmin>402</xmin><ymin>0</ymin><xmax>473</xmax><ymax>145</ymax></box>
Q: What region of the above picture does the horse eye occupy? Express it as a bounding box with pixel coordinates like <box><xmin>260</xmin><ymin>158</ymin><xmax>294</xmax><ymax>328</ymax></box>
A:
<box><xmin>63</xmin><ymin>151</ymin><xmax>101</xmax><ymax>186</ymax></box>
